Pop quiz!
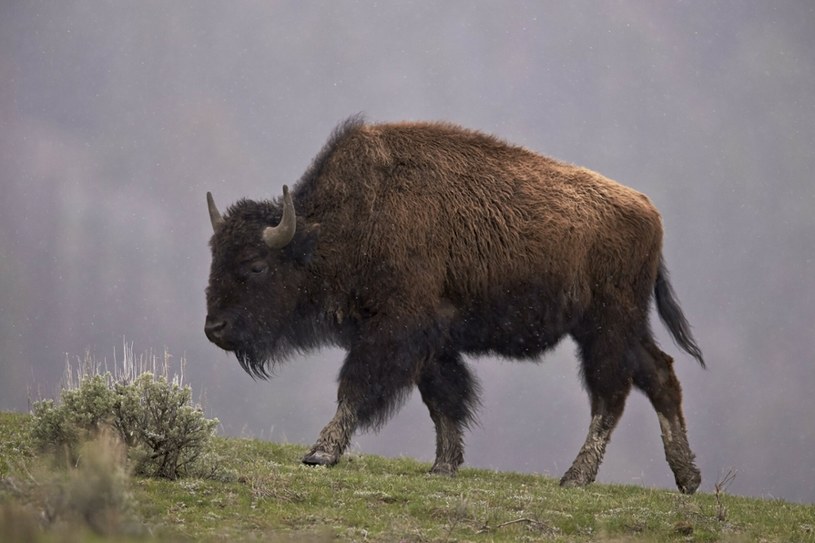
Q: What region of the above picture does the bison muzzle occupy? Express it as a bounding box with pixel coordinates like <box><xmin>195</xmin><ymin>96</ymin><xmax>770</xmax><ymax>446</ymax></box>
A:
<box><xmin>205</xmin><ymin>117</ymin><xmax>705</xmax><ymax>493</ymax></box>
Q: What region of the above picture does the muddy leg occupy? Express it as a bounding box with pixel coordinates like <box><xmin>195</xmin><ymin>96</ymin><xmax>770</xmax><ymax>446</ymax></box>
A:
<box><xmin>303</xmin><ymin>333</ymin><xmax>422</xmax><ymax>467</ymax></box>
<box><xmin>562</xmin><ymin>329</ymin><xmax>633</xmax><ymax>488</ymax></box>
<box><xmin>417</xmin><ymin>350</ymin><xmax>480</xmax><ymax>475</ymax></box>
<box><xmin>303</xmin><ymin>400</ymin><xmax>357</xmax><ymax>466</ymax></box>
<box><xmin>633</xmin><ymin>340</ymin><xmax>701</xmax><ymax>494</ymax></box>
<box><xmin>560</xmin><ymin>389</ymin><xmax>630</xmax><ymax>487</ymax></box>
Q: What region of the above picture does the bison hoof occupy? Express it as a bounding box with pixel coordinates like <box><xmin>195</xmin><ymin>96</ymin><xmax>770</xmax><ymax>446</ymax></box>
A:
<box><xmin>302</xmin><ymin>449</ymin><xmax>339</xmax><ymax>466</ymax></box>
<box><xmin>559</xmin><ymin>470</ymin><xmax>594</xmax><ymax>489</ymax></box>
<box><xmin>429</xmin><ymin>462</ymin><xmax>458</xmax><ymax>476</ymax></box>
<box><xmin>676</xmin><ymin>469</ymin><xmax>702</xmax><ymax>495</ymax></box>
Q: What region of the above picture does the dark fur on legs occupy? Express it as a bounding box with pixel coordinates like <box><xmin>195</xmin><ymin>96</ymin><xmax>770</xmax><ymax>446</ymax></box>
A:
<box><xmin>561</xmin><ymin>314</ymin><xmax>701</xmax><ymax>493</ymax></box>
<box><xmin>633</xmin><ymin>338</ymin><xmax>701</xmax><ymax>493</ymax></box>
<box><xmin>561</xmin><ymin>321</ymin><xmax>634</xmax><ymax>487</ymax></box>
<box><xmin>417</xmin><ymin>350</ymin><xmax>481</xmax><ymax>475</ymax></box>
<box><xmin>304</xmin><ymin>321</ymin><xmax>436</xmax><ymax>465</ymax></box>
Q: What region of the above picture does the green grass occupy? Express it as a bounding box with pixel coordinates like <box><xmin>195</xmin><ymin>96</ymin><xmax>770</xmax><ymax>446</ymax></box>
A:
<box><xmin>2</xmin><ymin>411</ymin><xmax>814</xmax><ymax>542</ymax></box>
<box><xmin>0</xmin><ymin>412</ymin><xmax>36</xmax><ymax>478</ymax></box>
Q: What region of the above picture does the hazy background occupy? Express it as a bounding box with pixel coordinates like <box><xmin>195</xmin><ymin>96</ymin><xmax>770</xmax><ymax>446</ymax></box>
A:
<box><xmin>2</xmin><ymin>1</ymin><xmax>813</xmax><ymax>503</ymax></box>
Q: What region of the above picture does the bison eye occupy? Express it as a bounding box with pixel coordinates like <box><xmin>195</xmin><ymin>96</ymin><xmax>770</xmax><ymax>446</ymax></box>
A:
<box><xmin>249</xmin><ymin>261</ymin><xmax>268</xmax><ymax>275</ymax></box>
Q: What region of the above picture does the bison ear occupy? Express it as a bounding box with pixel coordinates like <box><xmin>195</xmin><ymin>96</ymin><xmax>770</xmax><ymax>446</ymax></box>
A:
<box><xmin>285</xmin><ymin>222</ymin><xmax>321</xmax><ymax>265</ymax></box>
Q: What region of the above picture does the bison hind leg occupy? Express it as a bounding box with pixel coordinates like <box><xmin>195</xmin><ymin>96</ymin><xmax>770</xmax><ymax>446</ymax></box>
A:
<box><xmin>561</xmin><ymin>324</ymin><xmax>635</xmax><ymax>488</ymax></box>
<box><xmin>417</xmin><ymin>350</ymin><xmax>481</xmax><ymax>476</ymax></box>
<box><xmin>632</xmin><ymin>338</ymin><xmax>701</xmax><ymax>494</ymax></box>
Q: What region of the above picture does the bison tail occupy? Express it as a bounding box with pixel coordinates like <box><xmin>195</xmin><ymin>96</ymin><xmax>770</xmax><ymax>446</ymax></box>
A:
<box><xmin>655</xmin><ymin>258</ymin><xmax>706</xmax><ymax>368</ymax></box>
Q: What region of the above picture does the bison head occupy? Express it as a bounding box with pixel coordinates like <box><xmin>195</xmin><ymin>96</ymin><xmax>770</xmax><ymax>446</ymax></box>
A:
<box><xmin>204</xmin><ymin>186</ymin><xmax>319</xmax><ymax>378</ymax></box>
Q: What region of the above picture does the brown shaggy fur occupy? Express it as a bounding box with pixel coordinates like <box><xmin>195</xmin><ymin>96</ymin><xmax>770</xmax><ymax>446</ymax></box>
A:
<box><xmin>205</xmin><ymin>116</ymin><xmax>704</xmax><ymax>493</ymax></box>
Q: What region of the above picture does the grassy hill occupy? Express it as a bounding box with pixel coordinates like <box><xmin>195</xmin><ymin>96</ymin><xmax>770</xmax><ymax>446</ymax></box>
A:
<box><xmin>1</xmin><ymin>411</ymin><xmax>813</xmax><ymax>542</ymax></box>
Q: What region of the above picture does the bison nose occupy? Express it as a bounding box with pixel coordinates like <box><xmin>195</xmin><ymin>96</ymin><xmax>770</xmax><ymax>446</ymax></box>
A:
<box><xmin>204</xmin><ymin>315</ymin><xmax>228</xmax><ymax>342</ymax></box>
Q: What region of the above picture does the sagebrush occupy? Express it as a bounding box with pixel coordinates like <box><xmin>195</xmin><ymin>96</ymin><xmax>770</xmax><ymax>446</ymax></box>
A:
<box><xmin>30</xmin><ymin>348</ymin><xmax>219</xmax><ymax>480</ymax></box>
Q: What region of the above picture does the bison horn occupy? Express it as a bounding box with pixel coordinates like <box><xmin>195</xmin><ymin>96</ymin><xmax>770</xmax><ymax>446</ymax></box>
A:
<box><xmin>207</xmin><ymin>192</ymin><xmax>224</xmax><ymax>232</ymax></box>
<box><xmin>263</xmin><ymin>185</ymin><xmax>296</xmax><ymax>249</ymax></box>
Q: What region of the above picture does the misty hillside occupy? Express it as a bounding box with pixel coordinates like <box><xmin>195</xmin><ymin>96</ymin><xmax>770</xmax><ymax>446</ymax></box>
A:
<box><xmin>1</xmin><ymin>412</ymin><xmax>813</xmax><ymax>542</ymax></box>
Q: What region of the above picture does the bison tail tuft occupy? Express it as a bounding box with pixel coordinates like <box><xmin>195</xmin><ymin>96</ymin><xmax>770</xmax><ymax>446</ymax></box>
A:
<box><xmin>655</xmin><ymin>258</ymin><xmax>706</xmax><ymax>368</ymax></box>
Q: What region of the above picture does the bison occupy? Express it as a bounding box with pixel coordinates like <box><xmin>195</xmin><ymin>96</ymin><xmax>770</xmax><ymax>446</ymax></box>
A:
<box><xmin>205</xmin><ymin>117</ymin><xmax>705</xmax><ymax>493</ymax></box>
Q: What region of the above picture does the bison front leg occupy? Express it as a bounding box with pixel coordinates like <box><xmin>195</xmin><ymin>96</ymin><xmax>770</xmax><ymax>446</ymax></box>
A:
<box><xmin>302</xmin><ymin>334</ymin><xmax>423</xmax><ymax>467</ymax></box>
<box><xmin>417</xmin><ymin>350</ymin><xmax>480</xmax><ymax>476</ymax></box>
<box><xmin>303</xmin><ymin>400</ymin><xmax>357</xmax><ymax>466</ymax></box>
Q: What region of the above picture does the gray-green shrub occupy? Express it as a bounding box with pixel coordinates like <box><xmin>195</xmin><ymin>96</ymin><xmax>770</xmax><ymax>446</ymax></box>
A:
<box><xmin>31</xmin><ymin>356</ymin><xmax>219</xmax><ymax>480</ymax></box>
<box><xmin>113</xmin><ymin>372</ymin><xmax>217</xmax><ymax>479</ymax></box>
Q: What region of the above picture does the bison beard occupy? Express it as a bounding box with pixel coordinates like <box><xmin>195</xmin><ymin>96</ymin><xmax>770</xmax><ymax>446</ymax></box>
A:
<box><xmin>204</xmin><ymin>116</ymin><xmax>705</xmax><ymax>494</ymax></box>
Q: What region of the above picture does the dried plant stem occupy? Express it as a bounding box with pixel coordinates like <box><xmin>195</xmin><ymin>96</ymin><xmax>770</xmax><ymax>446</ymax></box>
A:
<box><xmin>715</xmin><ymin>468</ymin><xmax>737</xmax><ymax>522</ymax></box>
